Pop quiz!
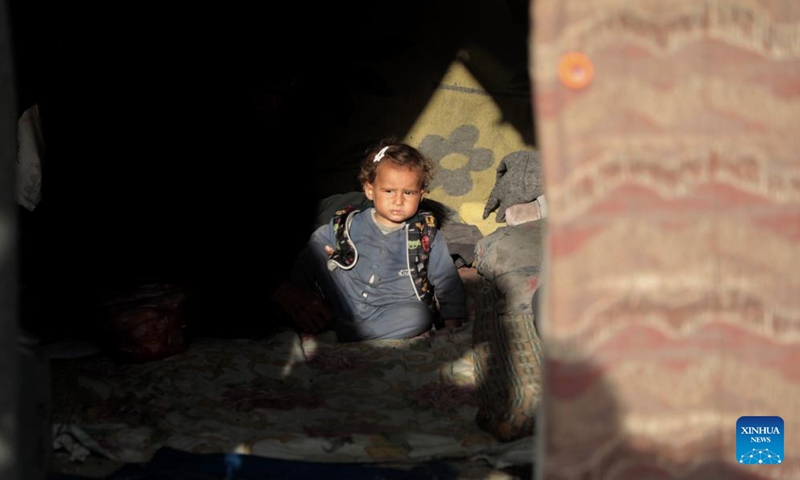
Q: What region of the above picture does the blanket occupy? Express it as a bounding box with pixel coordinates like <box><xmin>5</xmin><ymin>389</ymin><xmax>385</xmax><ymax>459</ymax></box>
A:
<box><xmin>50</xmin><ymin>325</ymin><xmax>533</xmax><ymax>476</ymax></box>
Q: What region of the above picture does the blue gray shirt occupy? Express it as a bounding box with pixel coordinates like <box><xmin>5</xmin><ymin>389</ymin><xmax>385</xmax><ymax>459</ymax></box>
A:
<box><xmin>291</xmin><ymin>208</ymin><xmax>466</xmax><ymax>336</ymax></box>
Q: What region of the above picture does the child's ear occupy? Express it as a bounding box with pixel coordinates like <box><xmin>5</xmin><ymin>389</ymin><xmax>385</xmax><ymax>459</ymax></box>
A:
<box><xmin>364</xmin><ymin>183</ymin><xmax>374</xmax><ymax>200</ymax></box>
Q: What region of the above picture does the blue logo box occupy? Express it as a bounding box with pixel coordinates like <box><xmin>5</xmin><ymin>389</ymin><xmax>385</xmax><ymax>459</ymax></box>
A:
<box><xmin>737</xmin><ymin>416</ymin><xmax>783</xmax><ymax>465</ymax></box>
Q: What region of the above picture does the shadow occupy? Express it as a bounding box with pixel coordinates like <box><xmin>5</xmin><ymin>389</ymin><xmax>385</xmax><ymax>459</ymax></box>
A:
<box><xmin>0</xmin><ymin>2</ymin><xmax>19</xmax><ymax>480</ymax></box>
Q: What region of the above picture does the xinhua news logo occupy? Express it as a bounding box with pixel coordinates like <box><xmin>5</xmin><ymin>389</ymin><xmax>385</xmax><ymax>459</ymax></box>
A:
<box><xmin>737</xmin><ymin>416</ymin><xmax>783</xmax><ymax>465</ymax></box>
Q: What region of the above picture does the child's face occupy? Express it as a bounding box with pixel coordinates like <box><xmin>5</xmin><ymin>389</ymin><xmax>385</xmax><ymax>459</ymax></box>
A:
<box><xmin>364</xmin><ymin>162</ymin><xmax>424</xmax><ymax>228</ymax></box>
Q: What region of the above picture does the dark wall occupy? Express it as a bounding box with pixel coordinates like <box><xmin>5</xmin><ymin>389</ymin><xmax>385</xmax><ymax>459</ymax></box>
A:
<box><xmin>13</xmin><ymin>4</ymin><xmax>333</xmax><ymax>277</ymax></box>
<box><xmin>1</xmin><ymin>0</ymin><xmax>19</xmax><ymax>477</ymax></box>
<box><xmin>9</xmin><ymin>1</ymin><xmax>531</xmax><ymax>340</ymax></box>
<box><xmin>11</xmin><ymin>4</ymin><xmax>364</xmax><ymax>338</ymax></box>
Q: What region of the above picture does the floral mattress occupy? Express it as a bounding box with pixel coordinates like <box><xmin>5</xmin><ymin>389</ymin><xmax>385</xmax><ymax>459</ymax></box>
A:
<box><xmin>50</xmin><ymin>324</ymin><xmax>533</xmax><ymax>475</ymax></box>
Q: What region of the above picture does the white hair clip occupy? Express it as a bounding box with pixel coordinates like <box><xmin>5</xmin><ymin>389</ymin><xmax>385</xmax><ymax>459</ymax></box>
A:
<box><xmin>373</xmin><ymin>146</ymin><xmax>389</xmax><ymax>163</ymax></box>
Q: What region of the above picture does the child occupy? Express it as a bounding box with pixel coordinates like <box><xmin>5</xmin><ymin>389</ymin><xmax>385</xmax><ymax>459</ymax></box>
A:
<box><xmin>274</xmin><ymin>138</ymin><xmax>466</xmax><ymax>342</ymax></box>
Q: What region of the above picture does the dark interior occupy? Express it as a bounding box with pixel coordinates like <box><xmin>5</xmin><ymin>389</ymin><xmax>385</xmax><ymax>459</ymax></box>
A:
<box><xmin>10</xmin><ymin>1</ymin><xmax>533</xmax><ymax>339</ymax></box>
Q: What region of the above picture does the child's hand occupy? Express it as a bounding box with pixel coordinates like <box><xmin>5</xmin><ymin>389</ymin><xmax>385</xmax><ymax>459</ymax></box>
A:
<box><xmin>442</xmin><ymin>318</ymin><xmax>463</xmax><ymax>329</ymax></box>
<box><xmin>294</xmin><ymin>296</ymin><xmax>333</xmax><ymax>334</ymax></box>
<box><xmin>273</xmin><ymin>282</ymin><xmax>333</xmax><ymax>334</ymax></box>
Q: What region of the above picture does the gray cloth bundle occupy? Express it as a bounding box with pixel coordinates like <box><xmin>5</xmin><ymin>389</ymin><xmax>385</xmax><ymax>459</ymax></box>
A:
<box><xmin>482</xmin><ymin>149</ymin><xmax>544</xmax><ymax>222</ymax></box>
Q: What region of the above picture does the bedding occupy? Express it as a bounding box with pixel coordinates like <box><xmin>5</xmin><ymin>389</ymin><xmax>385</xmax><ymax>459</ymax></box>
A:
<box><xmin>50</xmin><ymin>316</ymin><xmax>532</xmax><ymax>477</ymax></box>
<box><xmin>472</xmin><ymin>219</ymin><xmax>545</xmax><ymax>442</ymax></box>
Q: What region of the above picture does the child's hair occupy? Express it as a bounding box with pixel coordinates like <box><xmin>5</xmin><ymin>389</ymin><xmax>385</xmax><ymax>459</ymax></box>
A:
<box><xmin>358</xmin><ymin>137</ymin><xmax>435</xmax><ymax>191</ymax></box>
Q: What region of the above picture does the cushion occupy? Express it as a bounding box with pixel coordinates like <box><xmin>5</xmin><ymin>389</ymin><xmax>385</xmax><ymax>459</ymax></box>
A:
<box><xmin>471</xmin><ymin>219</ymin><xmax>545</xmax><ymax>441</ymax></box>
<box><xmin>474</xmin><ymin>220</ymin><xmax>544</xmax><ymax>314</ymax></box>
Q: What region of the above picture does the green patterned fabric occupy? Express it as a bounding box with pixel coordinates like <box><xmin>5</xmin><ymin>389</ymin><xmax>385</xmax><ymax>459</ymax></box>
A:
<box><xmin>471</xmin><ymin>220</ymin><xmax>544</xmax><ymax>441</ymax></box>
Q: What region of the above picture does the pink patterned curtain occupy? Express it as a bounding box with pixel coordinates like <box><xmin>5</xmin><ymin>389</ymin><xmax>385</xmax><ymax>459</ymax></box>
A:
<box><xmin>531</xmin><ymin>1</ymin><xmax>800</xmax><ymax>478</ymax></box>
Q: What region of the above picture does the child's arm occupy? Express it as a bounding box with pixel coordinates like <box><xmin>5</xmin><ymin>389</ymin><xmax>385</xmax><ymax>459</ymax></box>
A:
<box><xmin>274</xmin><ymin>225</ymin><xmax>339</xmax><ymax>334</ymax></box>
<box><xmin>427</xmin><ymin>234</ymin><xmax>467</xmax><ymax>325</ymax></box>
